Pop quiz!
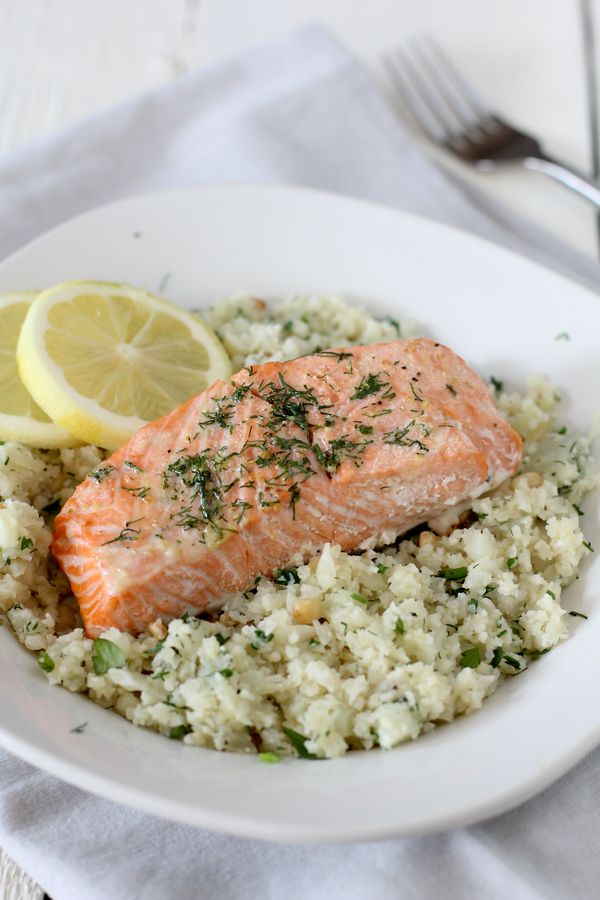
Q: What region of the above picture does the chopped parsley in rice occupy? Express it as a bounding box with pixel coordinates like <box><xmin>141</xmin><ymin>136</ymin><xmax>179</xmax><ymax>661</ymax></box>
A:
<box><xmin>0</xmin><ymin>295</ymin><xmax>597</xmax><ymax>759</ymax></box>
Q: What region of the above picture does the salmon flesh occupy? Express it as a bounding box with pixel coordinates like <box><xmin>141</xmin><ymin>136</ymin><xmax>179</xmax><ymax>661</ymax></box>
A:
<box><xmin>52</xmin><ymin>339</ymin><xmax>522</xmax><ymax>636</ymax></box>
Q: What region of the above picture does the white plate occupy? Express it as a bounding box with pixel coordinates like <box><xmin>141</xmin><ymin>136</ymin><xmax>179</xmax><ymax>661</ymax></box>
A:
<box><xmin>0</xmin><ymin>186</ymin><xmax>598</xmax><ymax>843</ymax></box>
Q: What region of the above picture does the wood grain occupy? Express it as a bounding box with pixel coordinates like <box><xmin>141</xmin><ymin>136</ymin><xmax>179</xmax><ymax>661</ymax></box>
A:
<box><xmin>0</xmin><ymin>0</ymin><xmax>203</xmax><ymax>157</ymax></box>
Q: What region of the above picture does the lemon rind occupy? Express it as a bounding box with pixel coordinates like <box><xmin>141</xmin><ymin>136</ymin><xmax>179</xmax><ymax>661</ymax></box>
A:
<box><xmin>0</xmin><ymin>412</ymin><xmax>80</xmax><ymax>448</ymax></box>
<box><xmin>0</xmin><ymin>291</ymin><xmax>79</xmax><ymax>448</ymax></box>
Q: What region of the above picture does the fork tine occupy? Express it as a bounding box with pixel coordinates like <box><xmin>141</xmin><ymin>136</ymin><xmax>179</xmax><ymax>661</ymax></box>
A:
<box><xmin>386</xmin><ymin>50</ymin><xmax>460</xmax><ymax>143</ymax></box>
<box><xmin>409</xmin><ymin>38</ymin><xmax>479</xmax><ymax>129</ymax></box>
<box><xmin>420</xmin><ymin>37</ymin><xmax>490</xmax><ymax>121</ymax></box>
<box><xmin>383</xmin><ymin>53</ymin><xmax>450</xmax><ymax>142</ymax></box>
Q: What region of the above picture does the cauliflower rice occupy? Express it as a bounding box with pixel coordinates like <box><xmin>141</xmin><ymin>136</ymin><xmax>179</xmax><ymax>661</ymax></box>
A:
<box><xmin>1</xmin><ymin>294</ymin><xmax>597</xmax><ymax>760</ymax></box>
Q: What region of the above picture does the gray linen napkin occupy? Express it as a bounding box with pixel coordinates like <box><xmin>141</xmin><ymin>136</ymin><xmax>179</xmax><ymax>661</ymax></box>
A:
<box><xmin>0</xmin><ymin>23</ymin><xmax>598</xmax><ymax>900</ymax></box>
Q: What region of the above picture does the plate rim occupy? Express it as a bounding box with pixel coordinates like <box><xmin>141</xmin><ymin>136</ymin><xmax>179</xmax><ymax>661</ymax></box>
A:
<box><xmin>1</xmin><ymin>183</ymin><xmax>597</xmax><ymax>302</ymax></box>
<box><xmin>1</xmin><ymin>707</ymin><xmax>600</xmax><ymax>844</ymax></box>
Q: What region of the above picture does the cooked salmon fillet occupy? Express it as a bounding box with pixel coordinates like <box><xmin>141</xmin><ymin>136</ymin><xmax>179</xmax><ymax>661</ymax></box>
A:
<box><xmin>52</xmin><ymin>339</ymin><xmax>522</xmax><ymax>637</ymax></box>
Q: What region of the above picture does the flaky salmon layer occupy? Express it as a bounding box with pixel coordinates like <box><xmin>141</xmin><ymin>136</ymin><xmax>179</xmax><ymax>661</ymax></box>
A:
<box><xmin>51</xmin><ymin>339</ymin><xmax>522</xmax><ymax>636</ymax></box>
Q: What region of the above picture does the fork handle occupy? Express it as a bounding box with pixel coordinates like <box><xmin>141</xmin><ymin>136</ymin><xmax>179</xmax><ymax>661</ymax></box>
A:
<box><xmin>523</xmin><ymin>156</ymin><xmax>600</xmax><ymax>210</ymax></box>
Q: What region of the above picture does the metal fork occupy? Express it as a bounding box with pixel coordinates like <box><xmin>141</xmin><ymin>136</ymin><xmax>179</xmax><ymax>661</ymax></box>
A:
<box><xmin>385</xmin><ymin>39</ymin><xmax>600</xmax><ymax>210</ymax></box>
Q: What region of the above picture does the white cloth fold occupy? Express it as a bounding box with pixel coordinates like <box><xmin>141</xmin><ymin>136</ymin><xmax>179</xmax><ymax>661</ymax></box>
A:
<box><xmin>0</xmin><ymin>23</ymin><xmax>598</xmax><ymax>900</ymax></box>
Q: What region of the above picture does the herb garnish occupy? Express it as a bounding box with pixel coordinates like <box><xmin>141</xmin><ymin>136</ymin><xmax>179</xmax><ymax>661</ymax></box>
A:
<box><xmin>446</xmin><ymin>383</ymin><xmax>457</xmax><ymax>396</ymax></box>
<box><xmin>70</xmin><ymin>722</ymin><xmax>88</xmax><ymax>734</ymax></box>
<box><xmin>506</xmin><ymin>557</ymin><xmax>518</xmax><ymax>569</ymax></box>
<box><xmin>258</xmin><ymin>751</ymin><xmax>281</xmax><ymax>763</ymax></box>
<box><xmin>257</xmin><ymin>373</ymin><xmax>322</xmax><ymax>433</ymax></box>
<box><xmin>351</xmin><ymin>372</ymin><xmax>387</xmax><ymax>400</ymax></box>
<box><xmin>92</xmin><ymin>638</ymin><xmax>126</xmax><ymax>674</ymax></box>
<box><xmin>257</xmin><ymin>492</ymin><xmax>280</xmax><ymax>509</ymax></box>
<box><xmin>490</xmin><ymin>377</ymin><xmax>504</xmax><ymax>392</ymax></box>
<box><xmin>37</xmin><ymin>650</ymin><xmax>54</xmax><ymax>672</ymax></box>
<box><xmin>316</xmin><ymin>350</ymin><xmax>354</xmax><ymax>362</ymax></box>
<box><xmin>274</xmin><ymin>567</ymin><xmax>300</xmax><ymax>586</ymax></box>
<box><xmin>459</xmin><ymin>647</ymin><xmax>481</xmax><ymax>668</ymax></box>
<box><xmin>251</xmin><ymin>629</ymin><xmax>274</xmax><ymax>649</ymax></box>
<box><xmin>409</xmin><ymin>380</ymin><xmax>424</xmax><ymax>402</ymax></box>
<box><xmin>351</xmin><ymin>593</ymin><xmax>368</xmax><ymax>605</ymax></box>
<box><xmin>491</xmin><ymin>647</ymin><xmax>504</xmax><ymax>668</ymax></box>
<box><xmin>198</xmin><ymin>386</ymin><xmax>251</xmax><ymax>430</ymax></box>
<box><xmin>122</xmin><ymin>485</ymin><xmax>151</xmax><ymax>499</ymax></box>
<box><xmin>503</xmin><ymin>655</ymin><xmax>522</xmax><ymax>670</ymax></box>
<box><xmin>123</xmin><ymin>460</ymin><xmax>143</xmax><ymax>472</ymax></box>
<box><xmin>569</xmin><ymin>610</ymin><xmax>588</xmax><ymax>619</ymax></box>
<box><xmin>394</xmin><ymin>618</ymin><xmax>405</xmax><ymax>634</ymax></box>
<box><xmin>439</xmin><ymin>566</ymin><xmax>468</xmax><ymax>581</ymax></box>
<box><xmin>215</xmin><ymin>633</ymin><xmax>230</xmax><ymax>646</ymax></box>
<box><xmin>282</xmin><ymin>727</ymin><xmax>318</xmax><ymax>759</ymax></box>
<box><xmin>164</xmin><ymin>451</ymin><xmax>235</xmax><ymax>533</ymax></box>
<box><xmin>19</xmin><ymin>536</ymin><xmax>33</xmax><ymax>551</ymax></box>
<box><xmin>151</xmin><ymin>670</ymin><xmax>169</xmax><ymax>680</ymax></box>
<box><xmin>384</xmin><ymin>418</ymin><xmax>429</xmax><ymax>453</ymax></box>
<box><xmin>163</xmin><ymin>697</ymin><xmax>191</xmax><ymax>711</ymax></box>
<box><xmin>103</xmin><ymin>518</ymin><xmax>144</xmax><ymax>545</ymax></box>
<box><xmin>200</xmin><ymin>404</ymin><xmax>234</xmax><ymax>429</ymax></box>
<box><xmin>231</xmin><ymin>499</ymin><xmax>252</xmax><ymax>525</ymax></box>
<box><xmin>169</xmin><ymin>725</ymin><xmax>192</xmax><ymax>740</ymax></box>
<box><xmin>253</xmin><ymin>629</ymin><xmax>274</xmax><ymax>643</ymax></box>
<box><xmin>90</xmin><ymin>465</ymin><xmax>116</xmax><ymax>483</ymax></box>
<box><xmin>314</xmin><ymin>437</ymin><xmax>372</xmax><ymax>473</ymax></box>
<box><xmin>525</xmin><ymin>648</ymin><xmax>551</xmax><ymax>661</ymax></box>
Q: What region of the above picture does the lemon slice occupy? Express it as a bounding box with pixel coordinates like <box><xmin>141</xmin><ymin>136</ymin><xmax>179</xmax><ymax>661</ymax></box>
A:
<box><xmin>17</xmin><ymin>281</ymin><xmax>232</xmax><ymax>450</ymax></box>
<box><xmin>0</xmin><ymin>292</ymin><xmax>79</xmax><ymax>448</ymax></box>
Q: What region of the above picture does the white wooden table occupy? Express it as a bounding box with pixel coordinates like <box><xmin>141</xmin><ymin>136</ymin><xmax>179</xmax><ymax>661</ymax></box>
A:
<box><xmin>0</xmin><ymin>0</ymin><xmax>597</xmax><ymax>896</ymax></box>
